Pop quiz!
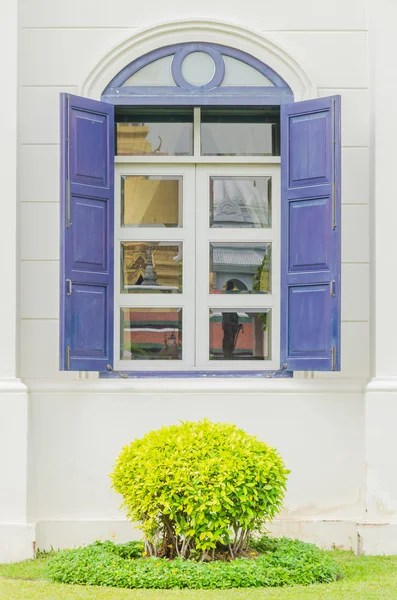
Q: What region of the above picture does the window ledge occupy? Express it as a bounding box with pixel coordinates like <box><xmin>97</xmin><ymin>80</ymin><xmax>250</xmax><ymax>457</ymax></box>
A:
<box><xmin>100</xmin><ymin>370</ymin><xmax>292</xmax><ymax>379</ymax></box>
<box><xmin>23</xmin><ymin>377</ymin><xmax>367</xmax><ymax>395</ymax></box>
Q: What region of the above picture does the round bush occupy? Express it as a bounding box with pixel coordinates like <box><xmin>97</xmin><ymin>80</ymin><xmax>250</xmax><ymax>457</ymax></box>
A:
<box><xmin>46</xmin><ymin>538</ymin><xmax>343</xmax><ymax>589</ymax></box>
<box><xmin>110</xmin><ymin>419</ymin><xmax>289</xmax><ymax>560</ymax></box>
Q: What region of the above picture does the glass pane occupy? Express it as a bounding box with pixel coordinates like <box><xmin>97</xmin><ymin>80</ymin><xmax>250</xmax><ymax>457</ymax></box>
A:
<box><xmin>181</xmin><ymin>52</ymin><xmax>215</xmax><ymax>86</ymax></box>
<box><xmin>201</xmin><ymin>107</ymin><xmax>280</xmax><ymax>156</ymax></box>
<box><xmin>221</xmin><ymin>56</ymin><xmax>274</xmax><ymax>87</ymax></box>
<box><xmin>121</xmin><ymin>308</ymin><xmax>182</xmax><ymax>360</ymax></box>
<box><xmin>209</xmin><ymin>176</ymin><xmax>271</xmax><ymax>228</ymax></box>
<box><xmin>210</xmin><ymin>243</ymin><xmax>271</xmax><ymax>294</ymax></box>
<box><xmin>115</xmin><ymin>108</ymin><xmax>193</xmax><ymax>156</ymax></box>
<box><xmin>121</xmin><ymin>242</ymin><xmax>182</xmax><ymax>293</ymax></box>
<box><xmin>122</xmin><ymin>176</ymin><xmax>182</xmax><ymax>228</ymax></box>
<box><xmin>122</xmin><ymin>56</ymin><xmax>176</xmax><ymax>87</ymax></box>
<box><xmin>209</xmin><ymin>309</ymin><xmax>271</xmax><ymax>360</ymax></box>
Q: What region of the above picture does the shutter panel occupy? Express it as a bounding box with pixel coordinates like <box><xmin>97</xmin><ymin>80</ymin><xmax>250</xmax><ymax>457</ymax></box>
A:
<box><xmin>280</xmin><ymin>95</ymin><xmax>341</xmax><ymax>371</ymax></box>
<box><xmin>60</xmin><ymin>94</ymin><xmax>114</xmax><ymax>371</ymax></box>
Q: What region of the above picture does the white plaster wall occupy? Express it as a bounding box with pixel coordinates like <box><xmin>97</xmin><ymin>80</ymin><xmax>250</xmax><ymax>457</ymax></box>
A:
<box><xmin>28</xmin><ymin>386</ymin><xmax>365</xmax><ymax>522</ymax></box>
<box><xmin>26</xmin><ymin>381</ymin><xmax>365</xmax><ymax>551</ymax></box>
<box><xmin>1</xmin><ymin>0</ymin><xmax>17</xmax><ymax>379</ymax></box>
<box><xmin>16</xmin><ymin>0</ymin><xmax>371</xmax><ymax>553</ymax></box>
<box><xmin>357</xmin><ymin>0</ymin><xmax>397</xmax><ymax>554</ymax></box>
<box><xmin>0</xmin><ymin>0</ymin><xmax>34</xmax><ymax>563</ymax></box>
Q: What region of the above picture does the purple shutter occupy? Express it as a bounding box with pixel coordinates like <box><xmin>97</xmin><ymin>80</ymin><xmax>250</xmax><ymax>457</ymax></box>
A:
<box><xmin>60</xmin><ymin>94</ymin><xmax>114</xmax><ymax>371</ymax></box>
<box><xmin>280</xmin><ymin>96</ymin><xmax>341</xmax><ymax>371</ymax></box>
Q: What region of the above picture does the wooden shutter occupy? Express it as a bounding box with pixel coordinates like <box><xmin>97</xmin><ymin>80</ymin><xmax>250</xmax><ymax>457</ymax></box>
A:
<box><xmin>60</xmin><ymin>94</ymin><xmax>114</xmax><ymax>371</ymax></box>
<box><xmin>280</xmin><ymin>96</ymin><xmax>341</xmax><ymax>371</ymax></box>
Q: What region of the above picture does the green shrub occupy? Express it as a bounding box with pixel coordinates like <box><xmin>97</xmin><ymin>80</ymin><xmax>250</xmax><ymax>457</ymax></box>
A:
<box><xmin>46</xmin><ymin>538</ymin><xmax>342</xmax><ymax>589</ymax></box>
<box><xmin>91</xmin><ymin>540</ymin><xmax>144</xmax><ymax>560</ymax></box>
<box><xmin>110</xmin><ymin>419</ymin><xmax>289</xmax><ymax>560</ymax></box>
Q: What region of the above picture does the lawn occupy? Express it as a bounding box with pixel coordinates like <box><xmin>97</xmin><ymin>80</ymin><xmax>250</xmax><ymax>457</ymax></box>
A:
<box><xmin>1</xmin><ymin>551</ymin><xmax>397</xmax><ymax>599</ymax></box>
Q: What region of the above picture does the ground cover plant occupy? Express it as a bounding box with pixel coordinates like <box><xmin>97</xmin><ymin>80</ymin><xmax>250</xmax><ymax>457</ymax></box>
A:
<box><xmin>2</xmin><ymin>551</ymin><xmax>397</xmax><ymax>599</ymax></box>
<box><xmin>44</xmin><ymin>537</ymin><xmax>342</xmax><ymax>589</ymax></box>
<box><xmin>111</xmin><ymin>420</ymin><xmax>289</xmax><ymax>561</ymax></box>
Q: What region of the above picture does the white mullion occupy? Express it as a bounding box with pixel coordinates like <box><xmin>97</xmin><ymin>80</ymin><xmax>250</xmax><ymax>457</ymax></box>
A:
<box><xmin>207</xmin><ymin>229</ymin><xmax>275</xmax><ymax>243</ymax></box>
<box><xmin>118</xmin><ymin>294</ymin><xmax>186</xmax><ymax>308</ymax></box>
<box><xmin>193</xmin><ymin>107</ymin><xmax>201</xmax><ymax>157</ymax></box>
<box><xmin>118</xmin><ymin>230</ymin><xmax>185</xmax><ymax>242</ymax></box>
<box><xmin>208</xmin><ymin>294</ymin><xmax>275</xmax><ymax>309</ymax></box>
<box><xmin>115</xmin><ymin>155</ymin><xmax>281</xmax><ymax>165</ymax></box>
<box><xmin>195</xmin><ymin>163</ymin><xmax>208</xmax><ymax>369</ymax></box>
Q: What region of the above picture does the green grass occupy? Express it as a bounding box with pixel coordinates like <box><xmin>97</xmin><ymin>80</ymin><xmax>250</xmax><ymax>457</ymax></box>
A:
<box><xmin>1</xmin><ymin>551</ymin><xmax>397</xmax><ymax>599</ymax></box>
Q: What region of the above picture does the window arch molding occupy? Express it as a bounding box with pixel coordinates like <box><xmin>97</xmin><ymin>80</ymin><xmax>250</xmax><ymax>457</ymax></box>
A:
<box><xmin>81</xmin><ymin>19</ymin><xmax>316</xmax><ymax>103</ymax></box>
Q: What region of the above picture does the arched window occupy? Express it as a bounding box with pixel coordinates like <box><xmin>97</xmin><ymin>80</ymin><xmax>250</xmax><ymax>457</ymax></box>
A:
<box><xmin>59</xmin><ymin>41</ymin><xmax>341</xmax><ymax>376</ymax></box>
<box><xmin>101</xmin><ymin>43</ymin><xmax>293</xmax><ymax>106</ymax></box>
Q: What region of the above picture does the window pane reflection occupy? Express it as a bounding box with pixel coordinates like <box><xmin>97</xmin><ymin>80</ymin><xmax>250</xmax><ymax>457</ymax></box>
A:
<box><xmin>209</xmin><ymin>309</ymin><xmax>271</xmax><ymax>360</ymax></box>
<box><xmin>209</xmin><ymin>243</ymin><xmax>271</xmax><ymax>294</ymax></box>
<box><xmin>116</xmin><ymin>108</ymin><xmax>193</xmax><ymax>156</ymax></box>
<box><xmin>121</xmin><ymin>242</ymin><xmax>182</xmax><ymax>293</ymax></box>
<box><xmin>121</xmin><ymin>308</ymin><xmax>182</xmax><ymax>360</ymax></box>
<box><xmin>210</xmin><ymin>176</ymin><xmax>271</xmax><ymax>228</ymax></box>
<box><xmin>201</xmin><ymin>108</ymin><xmax>280</xmax><ymax>156</ymax></box>
<box><xmin>122</xmin><ymin>176</ymin><xmax>182</xmax><ymax>227</ymax></box>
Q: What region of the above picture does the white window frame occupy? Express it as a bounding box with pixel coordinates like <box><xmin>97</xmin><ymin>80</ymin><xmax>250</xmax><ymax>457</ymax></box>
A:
<box><xmin>114</xmin><ymin>108</ymin><xmax>281</xmax><ymax>371</ymax></box>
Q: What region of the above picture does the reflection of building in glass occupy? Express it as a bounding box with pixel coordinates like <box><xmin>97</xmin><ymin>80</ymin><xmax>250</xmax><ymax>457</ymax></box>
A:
<box><xmin>122</xmin><ymin>242</ymin><xmax>181</xmax><ymax>292</ymax></box>
<box><xmin>210</xmin><ymin>311</ymin><xmax>269</xmax><ymax>360</ymax></box>
<box><xmin>116</xmin><ymin>116</ymin><xmax>192</xmax><ymax>157</ymax></box>
<box><xmin>210</xmin><ymin>245</ymin><xmax>270</xmax><ymax>293</ymax></box>
<box><xmin>117</xmin><ymin>124</ymin><xmax>153</xmax><ymax>154</ymax></box>
<box><xmin>158</xmin><ymin>331</ymin><xmax>179</xmax><ymax>358</ymax></box>
<box><xmin>122</xmin><ymin>176</ymin><xmax>180</xmax><ymax>227</ymax></box>
<box><xmin>211</xmin><ymin>177</ymin><xmax>271</xmax><ymax>228</ymax></box>
<box><xmin>141</xmin><ymin>246</ymin><xmax>158</xmax><ymax>285</ymax></box>
<box><xmin>121</xmin><ymin>309</ymin><xmax>182</xmax><ymax>360</ymax></box>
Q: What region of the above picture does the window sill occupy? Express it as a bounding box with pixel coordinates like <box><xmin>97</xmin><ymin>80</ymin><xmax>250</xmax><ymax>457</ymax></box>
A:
<box><xmin>99</xmin><ymin>369</ymin><xmax>293</xmax><ymax>379</ymax></box>
<box><xmin>23</xmin><ymin>376</ymin><xmax>367</xmax><ymax>395</ymax></box>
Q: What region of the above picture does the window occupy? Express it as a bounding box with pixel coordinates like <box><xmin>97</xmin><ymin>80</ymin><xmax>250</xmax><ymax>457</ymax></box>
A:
<box><xmin>114</xmin><ymin>150</ymin><xmax>279</xmax><ymax>371</ymax></box>
<box><xmin>60</xmin><ymin>44</ymin><xmax>341</xmax><ymax>374</ymax></box>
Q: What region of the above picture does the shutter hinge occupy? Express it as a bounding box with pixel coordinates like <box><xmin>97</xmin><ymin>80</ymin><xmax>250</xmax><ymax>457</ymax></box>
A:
<box><xmin>66</xmin><ymin>345</ymin><xmax>71</xmax><ymax>370</ymax></box>
<box><xmin>66</xmin><ymin>279</ymin><xmax>72</xmax><ymax>296</ymax></box>
<box><xmin>330</xmin><ymin>280</ymin><xmax>336</xmax><ymax>297</ymax></box>
<box><xmin>331</xmin><ymin>346</ymin><xmax>337</xmax><ymax>371</ymax></box>
<box><xmin>266</xmin><ymin>363</ymin><xmax>288</xmax><ymax>378</ymax></box>
<box><xmin>106</xmin><ymin>364</ymin><xmax>128</xmax><ymax>379</ymax></box>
